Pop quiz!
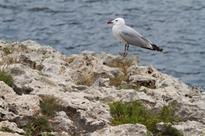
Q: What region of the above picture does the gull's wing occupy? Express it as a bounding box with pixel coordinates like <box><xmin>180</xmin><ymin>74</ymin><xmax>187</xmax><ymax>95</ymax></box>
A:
<box><xmin>119</xmin><ymin>25</ymin><xmax>153</xmax><ymax>50</ymax></box>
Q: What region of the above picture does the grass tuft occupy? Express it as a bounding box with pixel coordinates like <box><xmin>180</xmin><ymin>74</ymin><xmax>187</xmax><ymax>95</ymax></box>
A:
<box><xmin>75</xmin><ymin>71</ymin><xmax>96</xmax><ymax>86</ymax></box>
<box><xmin>40</xmin><ymin>95</ymin><xmax>62</xmax><ymax>117</ymax></box>
<box><xmin>0</xmin><ymin>71</ymin><xmax>13</xmax><ymax>87</ymax></box>
<box><xmin>3</xmin><ymin>47</ymin><xmax>12</xmax><ymax>55</ymax></box>
<box><xmin>24</xmin><ymin>116</ymin><xmax>52</xmax><ymax>136</ymax></box>
<box><xmin>109</xmin><ymin>101</ymin><xmax>182</xmax><ymax>136</ymax></box>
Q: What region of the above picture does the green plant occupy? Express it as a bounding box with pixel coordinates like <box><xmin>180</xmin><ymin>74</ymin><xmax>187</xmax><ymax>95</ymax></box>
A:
<box><xmin>24</xmin><ymin>116</ymin><xmax>52</xmax><ymax>136</ymax></box>
<box><xmin>3</xmin><ymin>47</ymin><xmax>12</xmax><ymax>55</ymax></box>
<box><xmin>0</xmin><ymin>71</ymin><xmax>13</xmax><ymax>87</ymax></box>
<box><xmin>160</xmin><ymin>105</ymin><xmax>180</xmax><ymax>123</ymax></box>
<box><xmin>0</xmin><ymin>127</ymin><xmax>15</xmax><ymax>133</ymax></box>
<box><xmin>109</xmin><ymin>101</ymin><xmax>182</xmax><ymax>136</ymax></box>
<box><xmin>40</xmin><ymin>95</ymin><xmax>62</xmax><ymax>117</ymax></box>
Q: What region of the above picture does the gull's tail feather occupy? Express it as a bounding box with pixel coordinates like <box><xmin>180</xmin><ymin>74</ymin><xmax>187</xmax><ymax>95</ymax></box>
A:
<box><xmin>151</xmin><ymin>44</ymin><xmax>163</xmax><ymax>52</ymax></box>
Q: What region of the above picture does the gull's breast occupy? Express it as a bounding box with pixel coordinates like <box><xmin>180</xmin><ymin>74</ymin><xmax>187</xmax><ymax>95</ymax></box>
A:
<box><xmin>112</xmin><ymin>25</ymin><xmax>127</xmax><ymax>44</ymax></box>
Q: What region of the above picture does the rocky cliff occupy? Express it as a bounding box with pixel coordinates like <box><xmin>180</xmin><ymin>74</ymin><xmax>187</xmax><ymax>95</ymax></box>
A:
<box><xmin>0</xmin><ymin>40</ymin><xmax>205</xmax><ymax>136</ymax></box>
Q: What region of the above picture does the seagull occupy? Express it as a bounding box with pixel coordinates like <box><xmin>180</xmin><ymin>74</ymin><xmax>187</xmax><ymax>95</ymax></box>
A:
<box><xmin>107</xmin><ymin>17</ymin><xmax>163</xmax><ymax>56</ymax></box>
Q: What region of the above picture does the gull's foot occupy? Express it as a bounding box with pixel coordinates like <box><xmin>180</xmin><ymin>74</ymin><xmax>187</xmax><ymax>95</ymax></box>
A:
<box><xmin>119</xmin><ymin>52</ymin><xmax>128</xmax><ymax>57</ymax></box>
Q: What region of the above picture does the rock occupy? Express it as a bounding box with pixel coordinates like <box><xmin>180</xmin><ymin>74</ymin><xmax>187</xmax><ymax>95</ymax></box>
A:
<box><xmin>0</xmin><ymin>81</ymin><xmax>40</xmax><ymax>127</ymax></box>
<box><xmin>88</xmin><ymin>124</ymin><xmax>148</xmax><ymax>136</ymax></box>
<box><xmin>0</xmin><ymin>132</ymin><xmax>22</xmax><ymax>136</ymax></box>
<box><xmin>6</xmin><ymin>94</ymin><xmax>40</xmax><ymax>117</ymax></box>
<box><xmin>0</xmin><ymin>81</ymin><xmax>16</xmax><ymax>99</ymax></box>
<box><xmin>156</xmin><ymin>122</ymin><xmax>170</xmax><ymax>132</ymax></box>
<box><xmin>51</xmin><ymin>111</ymin><xmax>76</xmax><ymax>135</ymax></box>
<box><xmin>0</xmin><ymin>40</ymin><xmax>205</xmax><ymax>135</ymax></box>
<box><xmin>0</xmin><ymin>121</ymin><xmax>24</xmax><ymax>134</ymax></box>
<box><xmin>129</xmin><ymin>75</ymin><xmax>156</xmax><ymax>89</ymax></box>
<box><xmin>0</xmin><ymin>82</ymin><xmax>19</xmax><ymax>121</ymax></box>
<box><xmin>173</xmin><ymin>120</ymin><xmax>205</xmax><ymax>136</ymax></box>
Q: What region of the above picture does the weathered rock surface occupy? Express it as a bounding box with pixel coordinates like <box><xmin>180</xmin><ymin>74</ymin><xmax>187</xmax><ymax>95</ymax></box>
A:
<box><xmin>0</xmin><ymin>121</ymin><xmax>24</xmax><ymax>134</ymax></box>
<box><xmin>0</xmin><ymin>40</ymin><xmax>205</xmax><ymax>135</ymax></box>
<box><xmin>0</xmin><ymin>132</ymin><xmax>22</xmax><ymax>136</ymax></box>
<box><xmin>89</xmin><ymin>124</ymin><xmax>147</xmax><ymax>136</ymax></box>
<box><xmin>173</xmin><ymin>120</ymin><xmax>205</xmax><ymax>136</ymax></box>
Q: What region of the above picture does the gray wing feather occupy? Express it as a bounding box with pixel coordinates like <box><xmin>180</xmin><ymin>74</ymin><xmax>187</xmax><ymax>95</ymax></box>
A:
<box><xmin>119</xmin><ymin>26</ymin><xmax>153</xmax><ymax>49</ymax></box>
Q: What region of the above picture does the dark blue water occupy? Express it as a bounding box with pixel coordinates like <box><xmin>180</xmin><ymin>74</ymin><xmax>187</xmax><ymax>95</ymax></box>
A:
<box><xmin>0</xmin><ymin>0</ymin><xmax>205</xmax><ymax>89</ymax></box>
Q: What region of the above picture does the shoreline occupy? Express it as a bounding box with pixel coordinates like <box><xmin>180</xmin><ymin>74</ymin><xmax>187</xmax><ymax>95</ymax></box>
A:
<box><xmin>0</xmin><ymin>40</ymin><xmax>205</xmax><ymax>136</ymax></box>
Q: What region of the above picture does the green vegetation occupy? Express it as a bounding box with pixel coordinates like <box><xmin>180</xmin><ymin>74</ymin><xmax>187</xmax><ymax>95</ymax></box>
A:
<box><xmin>0</xmin><ymin>70</ymin><xmax>13</xmax><ymax>87</ymax></box>
<box><xmin>24</xmin><ymin>96</ymin><xmax>62</xmax><ymax>135</ymax></box>
<box><xmin>24</xmin><ymin>116</ymin><xmax>52</xmax><ymax>136</ymax></box>
<box><xmin>40</xmin><ymin>95</ymin><xmax>62</xmax><ymax>117</ymax></box>
<box><xmin>109</xmin><ymin>101</ymin><xmax>182</xmax><ymax>136</ymax></box>
<box><xmin>3</xmin><ymin>47</ymin><xmax>12</xmax><ymax>55</ymax></box>
<box><xmin>0</xmin><ymin>127</ymin><xmax>15</xmax><ymax>133</ymax></box>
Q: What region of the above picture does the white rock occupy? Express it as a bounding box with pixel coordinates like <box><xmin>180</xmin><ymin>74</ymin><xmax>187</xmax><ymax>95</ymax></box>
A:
<box><xmin>0</xmin><ymin>121</ymin><xmax>24</xmax><ymax>134</ymax></box>
<box><xmin>0</xmin><ymin>132</ymin><xmax>22</xmax><ymax>136</ymax></box>
<box><xmin>173</xmin><ymin>120</ymin><xmax>205</xmax><ymax>136</ymax></box>
<box><xmin>89</xmin><ymin>124</ymin><xmax>148</xmax><ymax>136</ymax></box>
<box><xmin>1</xmin><ymin>40</ymin><xmax>205</xmax><ymax>135</ymax></box>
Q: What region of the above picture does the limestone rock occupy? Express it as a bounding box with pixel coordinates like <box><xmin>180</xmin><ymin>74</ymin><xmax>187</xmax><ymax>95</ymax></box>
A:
<box><xmin>0</xmin><ymin>40</ymin><xmax>205</xmax><ymax>135</ymax></box>
<box><xmin>51</xmin><ymin>111</ymin><xmax>76</xmax><ymax>135</ymax></box>
<box><xmin>89</xmin><ymin>124</ymin><xmax>148</xmax><ymax>136</ymax></box>
<box><xmin>173</xmin><ymin>120</ymin><xmax>205</xmax><ymax>136</ymax></box>
<box><xmin>0</xmin><ymin>121</ymin><xmax>24</xmax><ymax>134</ymax></box>
<box><xmin>0</xmin><ymin>132</ymin><xmax>22</xmax><ymax>136</ymax></box>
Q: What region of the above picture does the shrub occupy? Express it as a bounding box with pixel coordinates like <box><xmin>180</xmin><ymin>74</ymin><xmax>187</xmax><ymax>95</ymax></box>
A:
<box><xmin>109</xmin><ymin>101</ymin><xmax>182</xmax><ymax>136</ymax></box>
<box><xmin>3</xmin><ymin>47</ymin><xmax>12</xmax><ymax>55</ymax></box>
<box><xmin>40</xmin><ymin>95</ymin><xmax>62</xmax><ymax>117</ymax></box>
<box><xmin>75</xmin><ymin>72</ymin><xmax>96</xmax><ymax>86</ymax></box>
<box><xmin>0</xmin><ymin>71</ymin><xmax>13</xmax><ymax>87</ymax></box>
<box><xmin>24</xmin><ymin>116</ymin><xmax>52</xmax><ymax>136</ymax></box>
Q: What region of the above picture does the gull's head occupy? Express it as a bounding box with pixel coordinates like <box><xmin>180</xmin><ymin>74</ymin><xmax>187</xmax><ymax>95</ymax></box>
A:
<box><xmin>107</xmin><ymin>17</ymin><xmax>125</xmax><ymax>26</ymax></box>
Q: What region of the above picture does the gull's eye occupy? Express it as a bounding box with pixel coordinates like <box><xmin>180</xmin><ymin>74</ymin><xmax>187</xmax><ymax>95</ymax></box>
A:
<box><xmin>115</xmin><ymin>20</ymin><xmax>118</xmax><ymax>22</ymax></box>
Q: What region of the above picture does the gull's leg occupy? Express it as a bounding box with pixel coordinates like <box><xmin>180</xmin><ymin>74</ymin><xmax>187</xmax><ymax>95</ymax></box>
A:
<box><xmin>120</xmin><ymin>44</ymin><xmax>129</xmax><ymax>57</ymax></box>
<box><xmin>124</xmin><ymin>44</ymin><xmax>129</xmax><ymax>57</ymax></box>
<box><xmin>126</xmin><ymin>44</ymin><xmax>129</xmax><ymax>51</ymax></box>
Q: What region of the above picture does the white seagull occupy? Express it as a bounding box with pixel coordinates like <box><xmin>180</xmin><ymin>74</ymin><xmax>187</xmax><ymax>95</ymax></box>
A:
<box><xmin>107</xmin><ymin>17</ymin><xmax>163</xmax><ymax>56</ymax></box>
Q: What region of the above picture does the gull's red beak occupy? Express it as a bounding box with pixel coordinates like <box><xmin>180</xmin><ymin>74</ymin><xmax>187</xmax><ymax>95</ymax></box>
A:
<box><xmin>107</xmin><ymin>19</ymin><xmax>113</xmax><ymax>24</ymax></box>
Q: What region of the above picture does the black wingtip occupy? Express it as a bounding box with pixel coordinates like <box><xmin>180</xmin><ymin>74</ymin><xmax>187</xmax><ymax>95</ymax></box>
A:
<box><xmin>151</xmin><ymin>44</ymin><xmax>163</xmax><ymax>52</ymax></box>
